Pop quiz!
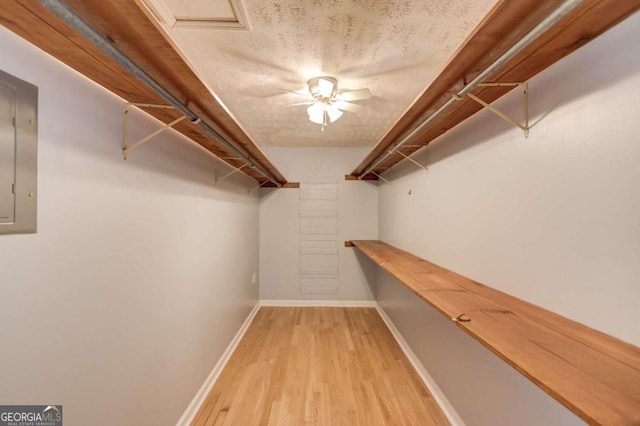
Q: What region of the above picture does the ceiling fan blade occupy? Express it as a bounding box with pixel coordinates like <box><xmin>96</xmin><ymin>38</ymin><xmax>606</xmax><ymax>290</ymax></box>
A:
<box><xmin>286</xmin><ymin>101</ymin><xmax>314</xmax><ymax>106</ymax></box>
<box><xmin>333</xmin><ymin>100</ymin><xmax>363</xmax><ymax>113</ymax></box>
<box><xmin>278</xmin><ymin>88</ymin><xmax>311</xmax><ymax>97</ymax></box>
<box><xmin>339</xmin><ymin>88</ymin><xmax>372</xmax><ymax>101</ymax></box>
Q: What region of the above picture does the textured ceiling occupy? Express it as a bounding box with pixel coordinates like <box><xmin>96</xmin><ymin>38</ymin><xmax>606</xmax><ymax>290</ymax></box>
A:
<box><xmin>142</xmin><ymin>0</ymin><xmax>497</xmax><ymax>147</ymax></box>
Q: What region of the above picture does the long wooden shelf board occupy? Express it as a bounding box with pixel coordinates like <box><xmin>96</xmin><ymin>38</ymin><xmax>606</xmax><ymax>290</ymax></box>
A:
<box><xmin>1</xmin><ymin>0</ymin><xmax>288</xmax><ymax>185</ymax></box>
<box><xmin>348</xmin><ymin>240</ymin><xmax>640</xmax><ymax>425</ymax></box>
<box><xmin>351</xmin><ymin>0</ymin><xmax>640</xmax><ymax>178</ymax></box>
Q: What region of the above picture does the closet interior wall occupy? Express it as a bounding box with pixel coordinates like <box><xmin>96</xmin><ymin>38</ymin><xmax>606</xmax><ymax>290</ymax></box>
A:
<box><xmin>0</xmin><ymin>26</ymin><xmax>260</xmax><ymax>426</ymax></box>
<box><xmin>375</xmin><ymin>11</ymin><xmax>640</xmax><ymax>425</ymax></box>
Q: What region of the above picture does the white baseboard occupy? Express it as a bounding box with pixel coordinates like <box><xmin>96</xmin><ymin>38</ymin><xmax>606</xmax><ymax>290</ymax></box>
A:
<box><xmin>375</xmin><ymin>304</ymin><xmax>465</xmax><ymax>426</ymax></box>
<box><xmin>259</xmin><ymin>299</ymin><xmax>377</xmax><ymax>307</ymax></box>
<box><xmin>176</xmin><ymin>302</ymin><xmax>261</xmax><ymax>426</ymax></box>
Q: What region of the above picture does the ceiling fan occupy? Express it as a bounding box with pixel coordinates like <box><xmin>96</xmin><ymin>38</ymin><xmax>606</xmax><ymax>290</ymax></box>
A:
<box><xmin>284</xmin><ymin>76</ymin><xmax>372</xmax><ymax>131</ymax></box>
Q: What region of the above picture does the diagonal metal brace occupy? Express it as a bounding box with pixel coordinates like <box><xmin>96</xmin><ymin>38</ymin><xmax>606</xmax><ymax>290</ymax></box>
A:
<box><xmin>249</xmin><ymin>179</ymin><xmax>271</xmax><ymax>193</ymax></box>
<box><xmin>216</xmin><ymin>164</ymin><xmax>247</xmax><ymax>184</ymax></box>
<box><xmin>392</xmin><ymin>149</ymin><xmax>428</xmax><ymax>173</ymax></box>
<box><xmin>122</xmin><ymin>103</ymin><xmax>188</xmax><ymax>159</ymax></box>
<box><xmin>456</xmin><ymin>82</ymin><xmax>529</xmax><ymax>137</ymax></box>
<box><xmin>371</xmin><ymin>171</ymin><xmax>392</xmax><ymax>185</ymax></box>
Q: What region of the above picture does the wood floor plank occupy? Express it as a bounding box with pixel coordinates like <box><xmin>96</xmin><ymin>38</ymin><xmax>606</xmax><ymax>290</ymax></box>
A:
<box><xmin>191</xmin><ymin>307</ymin><xmax>450</xmax><ymax>426</ymax></box>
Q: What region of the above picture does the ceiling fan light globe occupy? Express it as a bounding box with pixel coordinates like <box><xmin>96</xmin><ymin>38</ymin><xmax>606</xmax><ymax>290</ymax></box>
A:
<box><xmin>307</xmin><ymin>102</ymin><xmax>325</xmax><ymax>124</ymax></box>
<box><xmin>326</xmin><ymin>106</ymin><xmax>343</xmax><ymax>123</ymax></box>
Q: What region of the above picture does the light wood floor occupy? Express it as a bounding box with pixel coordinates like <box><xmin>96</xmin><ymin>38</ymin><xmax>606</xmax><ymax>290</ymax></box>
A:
<box><xmin>192</xmin><ymin>307</ymin><xmax>450</xmax><ymax>425</ymax></box>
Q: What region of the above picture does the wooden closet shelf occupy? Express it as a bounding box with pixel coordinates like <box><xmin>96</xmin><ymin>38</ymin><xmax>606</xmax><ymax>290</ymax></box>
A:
<box><xmin>348</xmin><ymin>240</ymin><xmax>640</xmax><ymax>426</ymax></box>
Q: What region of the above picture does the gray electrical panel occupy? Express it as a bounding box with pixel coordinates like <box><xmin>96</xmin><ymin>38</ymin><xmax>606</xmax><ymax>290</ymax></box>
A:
<box><xmin>0</xmin><ymin>69</ymin><xmax>37</xmax><ymax>234</ymax></box>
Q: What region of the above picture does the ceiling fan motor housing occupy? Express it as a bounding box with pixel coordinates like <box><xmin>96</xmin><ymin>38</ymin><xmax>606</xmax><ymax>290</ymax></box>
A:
<box><xmin>307</xmin><ymin>76</ymin><xmax>338</xmax><ymax>100</ymax></box>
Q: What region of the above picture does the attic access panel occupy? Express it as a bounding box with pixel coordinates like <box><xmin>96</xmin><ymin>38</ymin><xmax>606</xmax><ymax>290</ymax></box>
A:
<box><xmin>142</xmin><ymin>0</ymin><xmax>250</xmax><ymax>30</ymax></box>
<box><xmin>0</xmin><ymin>69</ymin><xmax>37</xmax><ymax>234</ymax></box>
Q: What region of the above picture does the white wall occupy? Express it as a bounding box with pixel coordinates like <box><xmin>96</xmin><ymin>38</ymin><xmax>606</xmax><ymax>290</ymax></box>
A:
<box><xmin>259</xmin><ymin>147</ymin><xmax>378</xmax><ymax>301</ymax></box>
<box><xmin>375</xmin><ymin>11</ymin><xmax>640</xmax><ymax>426</ymax></box>
<box><xmin>0</xmin><ymin>27</ymin><xmax>260</xmax><ymax>426</ymax></box>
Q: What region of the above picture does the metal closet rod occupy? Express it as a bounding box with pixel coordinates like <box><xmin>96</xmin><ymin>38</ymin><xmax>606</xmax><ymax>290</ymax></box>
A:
<box><xmin>39</xmin><ymin>0</ymin><xmax>281</xmax><ymax>188</ymax></box>
<box><xmin>358</xmin><ymin>0</ymin><xmax>584</xmax><ymax>179</ymax></box>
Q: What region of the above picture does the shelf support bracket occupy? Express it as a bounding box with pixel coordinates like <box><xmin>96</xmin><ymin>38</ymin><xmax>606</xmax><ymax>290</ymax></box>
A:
<box><xmin>456</xmin><ymin>82</ymin><xmax>529</xmax><ymax>137</ymax></box>
<box><xmin>122</xmin><ymin>103</ymin><xmax>188</xmax><ymax>159</ymax></box>
<box><xmin>216</xmin><ymin>164</ymin><xmax>247</xmax><ymax>184</ymax></box>
<box><xmin>371</xmin><ymin>171</ymin><xmax>392</xmax><ymax>185</ymax></box>
<box><xmin>249</xmin><ymin>180</ymin><xmax>271</xmax><ymax>193</ymax></box>
<box><xmin>392</xmin><ymin>150</ymin><xmax>428</xmax><ymax>174</ymax></box>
